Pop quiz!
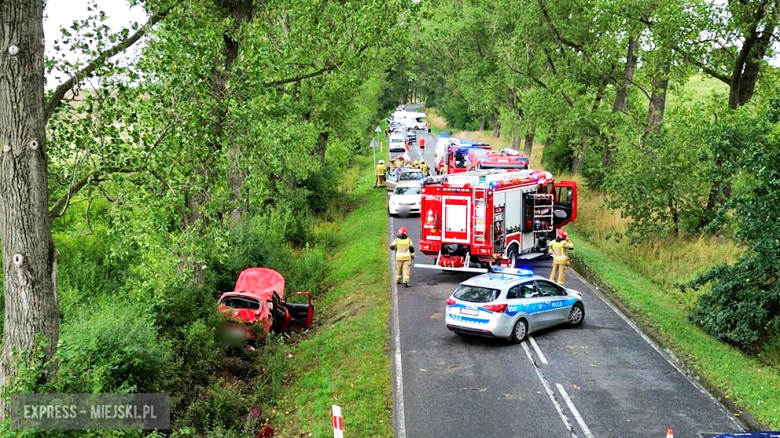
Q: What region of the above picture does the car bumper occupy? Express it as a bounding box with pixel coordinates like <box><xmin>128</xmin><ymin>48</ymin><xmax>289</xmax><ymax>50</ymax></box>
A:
<box><xmin>445</xmin><ymin>310</ymin><xmax>514</xmax><ymax>338</ymax></box>
<box><xmin>389</xmin><ymin>205</ymin><xmax>421</xmax><ymax>215</ymax></box>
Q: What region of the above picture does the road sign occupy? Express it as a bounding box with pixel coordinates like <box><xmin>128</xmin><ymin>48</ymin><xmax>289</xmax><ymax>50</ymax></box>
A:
<box><xmin>370</xmin><ymin>138</ymin><xmax>378</xmax><ymax>148</ymax></box>
<box><xmin>375</xmin><ymin>125</ymin><xmax>382</xmax><ymax>133</ymax></box>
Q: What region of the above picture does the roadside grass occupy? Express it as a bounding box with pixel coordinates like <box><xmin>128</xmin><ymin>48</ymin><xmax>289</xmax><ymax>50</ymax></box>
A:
<box><xmin>255</xmin><ymin>158</ymin><xmax>392</xmax><ymax>436</ymax></box>
<box><xmin>570</xmin><ymin>230</ymin><xmax>780</xmax><ymax>429</ymax></box>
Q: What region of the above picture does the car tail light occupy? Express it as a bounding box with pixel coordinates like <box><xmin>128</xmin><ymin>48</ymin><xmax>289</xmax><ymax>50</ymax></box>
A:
<box><xmin>446</xmin><ymin>297</ymin><xmax>456</xmax><ymax>306</ymax></box>
<box><xmin>483</xmin><ymin>304</ymin><xmax>507</xmax><ymax>313</ymax></box>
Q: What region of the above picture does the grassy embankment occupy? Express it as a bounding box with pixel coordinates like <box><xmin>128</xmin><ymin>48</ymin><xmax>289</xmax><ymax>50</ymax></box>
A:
<box><xmin>255</xmin><ymin>158</ymin><xmax>392</xmax><ymax>436</ymax></box>
<box><xmin>424</xmin><ymin>77</ymin><xmax>780</xmax><ymax>428</ymax></box>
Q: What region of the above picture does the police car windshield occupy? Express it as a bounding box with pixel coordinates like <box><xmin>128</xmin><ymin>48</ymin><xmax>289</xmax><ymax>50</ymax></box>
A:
<box><xmin>453</xmin><ymin>285</ymin><xmax>500</xmax><ymax>303</ymax></box>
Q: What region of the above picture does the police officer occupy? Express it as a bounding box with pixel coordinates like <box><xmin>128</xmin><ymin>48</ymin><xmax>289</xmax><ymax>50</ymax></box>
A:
<box><xmin>375</xmin><ymin>160</ymin><xmax>386</xmax><ymax>188</ymax></box>
<box><xmin>548</xmin><ymin>230</ymin><xmax>574</xmax><ymax>285</ymax></box>
<box><xmin>390</xmin><ymin>226</ymin><xmax>415</xmax><ymax>287</ymax></box>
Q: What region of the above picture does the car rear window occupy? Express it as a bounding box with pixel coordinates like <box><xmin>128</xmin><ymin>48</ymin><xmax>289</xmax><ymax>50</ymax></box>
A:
<box><xmin>220</xmin><ymin>296</ymin><xmax>261</xmax><ymax>310</ymax></box>
<box><xmin>391</xmin><ymin>138</ymin><xmax>404</xmax><ymax>143</ymax></box>
<box><xmin>400</xmin><ymin>172</ymin><xmax>423</xmax><ymax>181</ymax></box>
<box><xmin>453</xmin><ymin>285</ymin><xmax>500</xmax><ymax>303</ymax></box>
<box><xmin>394</xmin><ymin>186</ymin><xmax>421</xmax><ymax>195</ymax></box>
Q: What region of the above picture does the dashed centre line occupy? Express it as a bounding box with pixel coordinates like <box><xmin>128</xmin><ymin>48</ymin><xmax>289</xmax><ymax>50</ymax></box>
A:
<box><xmin>556</xmin><ymin>383</ymin><xmax>595</xmax><ymax>438</ymax></box>
<box><xmin>528</xmin><ymin>336</ymin><xmax>548</xmax><ymax>365</ymax></box>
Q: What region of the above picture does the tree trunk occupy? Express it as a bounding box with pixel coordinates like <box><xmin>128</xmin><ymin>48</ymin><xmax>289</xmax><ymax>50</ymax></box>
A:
<box><xmin>613</xmin><ymin>36</ymin><xmax>637</xmax><ymax>113</ymax></box>
<box><xmin>219</xmin><ymin>0</ymin><xmax>255</xmax><ymax>222</ymax></box>
<box><xmin>511</xmin><ymin>134</ymin><xmax>521</xmax><ymax>150</ymax></box>
<box><xmin>647</xmin><ymin>62</ymin><xmax>670</xmax><ymax>134</ymax></box>
<box><xmin>524</xmin><ymin>126</ymin><xmax>535</xmax><ymax>157</ymax></box>
<box><xmin>728</xmin><ymin>5</ymin><xmax>775</xmax><ymax>109</ymax></box>
<box><xmin>0</xmin><ymin>0</ymin><xmax>59</xmax><ymax>417</ymax></box>
<box><xmin>478</xmin><ymin>117</ymin><xmax>486</xmax><ymax>132</ymax></box>
<box><xmin>490</xmin><ymin>112</ymin><xmax>500</xmax><ymax>137</ymax></box>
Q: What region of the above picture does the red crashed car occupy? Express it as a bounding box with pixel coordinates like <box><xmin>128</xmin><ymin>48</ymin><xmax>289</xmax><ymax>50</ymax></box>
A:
<box><xmin>217</xmin><ymin>268</ymin><xmax>314</xmax><ymax>347</ymax></box>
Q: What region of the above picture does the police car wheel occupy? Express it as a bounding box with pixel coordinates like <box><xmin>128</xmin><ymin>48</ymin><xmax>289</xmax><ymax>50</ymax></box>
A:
<box><xmin>568</xmin><ymin>303</ymin><xmax>585</xmax><ymax>326</ymax></box>
<box><xmin>510</xmin><ymin>319</ymin><xmax>528</xmax><ymax>343</ymax></box>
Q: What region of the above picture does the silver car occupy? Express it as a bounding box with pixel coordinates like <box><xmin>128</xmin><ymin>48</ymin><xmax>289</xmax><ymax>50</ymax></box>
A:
<box><xmin>445</xmin><ymin>267</ymin><xmax>585</xmax><ymax>342</ymax></box>
<box><xmin>385</xmin><ymin>168</ymin><xmax>424</xmax><ymax>191</ymax></box>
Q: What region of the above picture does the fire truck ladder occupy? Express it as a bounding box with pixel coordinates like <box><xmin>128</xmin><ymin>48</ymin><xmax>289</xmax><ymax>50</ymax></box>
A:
<box><xmin>532</xmin><ymin>193</ymin><xmax>554</xmax><ymax>233</ymax></box>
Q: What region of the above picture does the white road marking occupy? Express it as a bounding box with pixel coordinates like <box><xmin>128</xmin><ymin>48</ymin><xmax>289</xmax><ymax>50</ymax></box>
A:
<box><xmin>556</xmin><ymin>383</ymin><xmax>595</xmax><ymax>438</ymax></box>
<box><xmin>522</xmin><ymin>342</ymin><xmax>578</xmax><ymax>438</ymax></box>
<box><xmin>528</xmin><ymin>336</ymin><xmax>548</xmax><ymax>365</ymax></box>
<box><xmin>389</xmin><ymin>217</ymin><xmax>407</xmax><ymax>438</ymax></box>
<box><xmin>579</xmin><ymin>273</ymin><xmax>745</xmax><ymax>431</ymax></box>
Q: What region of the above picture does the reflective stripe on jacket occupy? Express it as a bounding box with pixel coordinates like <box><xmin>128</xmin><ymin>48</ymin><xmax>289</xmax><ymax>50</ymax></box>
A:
<box><xmin>391</xmin><ymin>237</ymin><xmax>413</xmax><ymax>261</ymax></box>
<box><xmin>548</xmin><ymin>239</ymin><xmax>573</xmax><ymax>261</ymax></box>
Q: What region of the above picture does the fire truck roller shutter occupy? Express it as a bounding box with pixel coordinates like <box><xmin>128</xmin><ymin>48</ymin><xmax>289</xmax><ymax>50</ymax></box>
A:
<box><xmin>504</xmin><ymin>189</ymin><xmax>522</xmax><ymax>234</ymax></box>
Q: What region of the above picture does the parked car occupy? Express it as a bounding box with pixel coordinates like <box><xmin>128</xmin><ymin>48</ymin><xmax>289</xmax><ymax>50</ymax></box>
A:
<box><xmin>445</xmin><ymin>267</ymin><xmax>584</xmax><ymax>342</ymax></box>
<box><xmin>407</xmin><ymin>130</ymin><xmax>417</xmax><ymax>145</ymax></box>
<box><xmin>386</xmin><ymin>167</ymin><xmax>425</xmax><ymax>191</ymax></box>
<box><xmin>388</xmin><ymin>182</ymin><xmax>422</xmax><ymax>216</ymax></box>
<box><xmin>389</xmin><ymin>133</ymin><xmax>408</xmax><ymax>152</ymax></box>
<box><xmin>217</xmin><ymin>268</ymin><xmax>314</xmax><ymax>347</ymax></box>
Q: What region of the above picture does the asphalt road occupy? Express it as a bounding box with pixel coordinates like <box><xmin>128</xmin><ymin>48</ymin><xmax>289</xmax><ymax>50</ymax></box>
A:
<box><xmin>385</xmin><ymin>126</ymin><xmax>744</xmax><ymax>438</ymax></box>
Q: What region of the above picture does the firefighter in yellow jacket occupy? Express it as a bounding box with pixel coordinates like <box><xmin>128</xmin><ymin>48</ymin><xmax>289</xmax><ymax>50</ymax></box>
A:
<box><xmin>548</xmin><ymin>230</ymin><xmax>574</xmax><ymax>285</ymax></box>
<box><xmin>375</xmin><ymin>160</ymin><xmax>386</xmax><ymax>188</ymax></box>
<box><xmin>390</xmin><ymin>226</ymin><xmax>415</xmax><ymax>287</ymax></box>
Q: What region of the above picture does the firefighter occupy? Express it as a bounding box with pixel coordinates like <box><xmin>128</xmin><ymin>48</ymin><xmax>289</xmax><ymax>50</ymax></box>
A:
<box><xmin>420</xmin><ymin>160</ymin><xmax>430</xmax><ymax>176</ymax></box>
<box><xmin>390</xmin><ymin>226</ymin><xmax>415</xmax><ymax>287</ymax></box>
<box><xmin>394</xmin><ymin>155</ymin><xmax>404</xmax><ymax>169</ymax></box>
<box><xmin>375</xmin><ymin>160</ymin><xmax>386</xmax><ymax>188</ymax></box>
<box><xmin>548</xmin><ymin>230</ymin><xmax>574</xmax><ymax>285</ymax></box>
<box><xmin>412</xmin><ymin>160</ymin><xmax>420</xmax><ymax>169</ymax></box>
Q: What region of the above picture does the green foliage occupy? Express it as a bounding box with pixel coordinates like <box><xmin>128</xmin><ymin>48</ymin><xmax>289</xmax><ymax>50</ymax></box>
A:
<box><xmin>686</xmin><ymin>97</ymin><xmax>780</xmax><ymax>350</ymax></box>
<box><xmin>541</xmin><ymin>134</ymin><xmax>574</xmax><ymax>174</ymax></box>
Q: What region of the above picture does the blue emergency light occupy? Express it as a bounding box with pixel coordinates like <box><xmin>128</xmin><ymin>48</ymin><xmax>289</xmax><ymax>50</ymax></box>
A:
<box><xmin>491</xmin><ymin>267</ymin><xmax>534</xmax><ymax>276</ymax></box>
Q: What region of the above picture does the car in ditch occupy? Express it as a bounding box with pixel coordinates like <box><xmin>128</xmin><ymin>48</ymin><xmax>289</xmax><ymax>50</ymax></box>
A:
<box><xmin>445</xmin><ymin>267</ymin><xmax>584</xmax><ymax>342</ymax></box>
<box><xmin>217</xmin><ymin>268</ymin><xmax>314</xmax><ymax>348</ymax></box>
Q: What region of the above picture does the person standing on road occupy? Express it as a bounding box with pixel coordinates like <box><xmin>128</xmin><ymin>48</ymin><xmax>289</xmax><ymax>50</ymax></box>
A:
<box><xmin>548</xmin><ymin>230</ymin><xmax>574</xmax><ymax>285</ymax></box>
<box><xmin>390</xmin><ymin>226</ymin><xmax>415</xmax><ymax>287</ymax></box>
<box><xmin>375</xmin><ymin>160</ymin><xmax>386</xmax><ymax>188</ymax></box>
<box><xmin>419</xmin><ymin>137</ymin><xmax>426</xmax><ymax>149</ymax></box>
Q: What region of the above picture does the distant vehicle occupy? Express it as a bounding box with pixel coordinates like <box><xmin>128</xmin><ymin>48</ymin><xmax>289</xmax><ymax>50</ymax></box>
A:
<box><xmin>389</xmin><ymin>133</ymin><xmax>408</xmax><ymax>152</ymax></box>
<box><xmin>386</xmin><ymin>167</ymin><xmax>425</xmax><ymax>191</ymax></box>
<box><xmin>393</xmin><ymin>110</ymin><xmax>428</xmax><ymax>130</ymax></box>
<box><xmin>388</xmin><ymin>182</ymin><xmax>422</xmax><ymax>216</ymax></box>
<box><xmin>435</xmin><ymin>136</ymin><xmax>460</xmax><ymax>174</ymax></box>
<box><xmin>407</xmin><ymin>130</ymin><xmax>417</xmax><ymax>144</ymax></box>
<box><xmin>445</xmin><ymin>267</ymin><xmax>584</xmax><ymax>342</ymax></box>
<box><xmin>501</xmin><ymin>148</ymin><xmax>520</xmax><ymax>156</ymax></box>
<box><xmin>475</xmin><ymin>150</ymin><xmax>530</xmax><ymax>170</ymax></box>
<box><xmin>217</xmin><ymin>268</ymin><xmax>314</xmax><ymax>347</ymax></box>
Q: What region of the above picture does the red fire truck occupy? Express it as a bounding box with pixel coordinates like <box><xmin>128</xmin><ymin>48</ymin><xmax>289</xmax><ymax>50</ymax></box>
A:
<box><xmin>468</xmin><ymin>150</ymin><xmax>530</xmax><ymax>170</ymax></box>
<box><xmin>441</xmin><ymin>142</ymin><xmax>492</xmax><ymax>175</ymax></box>
<box><xmin>415</xmin><ymin>169</ymin><xmax>577</xmax><ymax>273</ymax></box>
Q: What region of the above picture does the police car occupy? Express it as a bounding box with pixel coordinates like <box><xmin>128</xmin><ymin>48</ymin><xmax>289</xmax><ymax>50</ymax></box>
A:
<box><xmin>445</xmin><ymin>267</ymin><xmax>585</xmax><ymax>342</ymax></box>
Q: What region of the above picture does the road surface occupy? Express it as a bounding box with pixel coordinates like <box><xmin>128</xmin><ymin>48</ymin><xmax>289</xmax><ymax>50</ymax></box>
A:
<box><xmin>385</xmin><ymin>124</ymin><xmax>744</xmax><ymax>438</ymax></box>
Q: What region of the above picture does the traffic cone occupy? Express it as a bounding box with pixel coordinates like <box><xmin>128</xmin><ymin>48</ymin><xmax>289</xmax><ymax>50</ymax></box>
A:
<box><xmin>666</xmin><ymin>429</ymin><xmax>673</xmax><ymax>438</ymax></box>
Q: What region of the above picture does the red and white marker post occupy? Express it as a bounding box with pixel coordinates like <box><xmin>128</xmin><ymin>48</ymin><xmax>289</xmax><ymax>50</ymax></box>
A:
<box><xmin>332</xmin><ymin>405</ymin><xmax>344</xmax><ymax>438</ymax></box>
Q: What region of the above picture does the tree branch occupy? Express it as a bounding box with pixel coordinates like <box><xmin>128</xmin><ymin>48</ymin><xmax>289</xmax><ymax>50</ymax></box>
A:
<box><xmin>44</xmin><ymin>11</ymin><xmax>167</xmax><ymax>122</ymax></box>
<box><xmin>536</xmin><ymin>0</ymin><xmax>585</xmax><ymax>53</ymax></box>
<box><xmin>262</xmin><ymin>44</ymin><xmax>369</xmax><ymax>88</ymax></box>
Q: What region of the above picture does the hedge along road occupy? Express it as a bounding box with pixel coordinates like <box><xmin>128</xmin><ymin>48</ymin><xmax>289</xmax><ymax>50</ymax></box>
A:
<box><xmin>386</xmin><ymin>129</ymin><xmax>744</xmax><ymax>438</ymax></box>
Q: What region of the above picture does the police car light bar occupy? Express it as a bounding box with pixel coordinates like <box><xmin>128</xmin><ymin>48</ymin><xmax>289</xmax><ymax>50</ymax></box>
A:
<box><xmin>491</xmin><ymin>267</ymin><xmax>534</xmax><ymax>276</ymax></box>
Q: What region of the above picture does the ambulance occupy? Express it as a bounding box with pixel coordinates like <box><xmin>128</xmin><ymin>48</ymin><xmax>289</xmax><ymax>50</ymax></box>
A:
<box><xmin>415</xmin><ymin>169</ymin><xmax>577</xmax><ymax>273</ymax></box>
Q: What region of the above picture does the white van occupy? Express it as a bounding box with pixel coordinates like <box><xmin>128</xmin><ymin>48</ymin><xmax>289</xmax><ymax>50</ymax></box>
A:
<box><xmin>435</xmin><ymin>136</ymin><xmax>459</xmax><ymax>173</ymax></box>
<box><xmin>393</xmin><ymin>111</ymin><xmax>427</xmax><ymax>130</ymax></box>
<box><xmin>389</xmin><ymin>133</ymin><xmax>407</xmax><ymax>152</ymax></box>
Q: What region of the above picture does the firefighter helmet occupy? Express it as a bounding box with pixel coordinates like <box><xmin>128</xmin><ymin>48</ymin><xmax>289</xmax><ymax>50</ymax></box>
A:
<box><xmin>557</xmin><ymin>230</ymin><xmax>568</xmax><ymax>240</ymax></box>
<box><xmin>398</xmin><ymin>226</ymin><xmax>408</xmax><ymax>236</ymax></box>
<box><xmin>379</xmin><ymin>160</ymin><xmax>384</xmax><ymax>164</ymax></box>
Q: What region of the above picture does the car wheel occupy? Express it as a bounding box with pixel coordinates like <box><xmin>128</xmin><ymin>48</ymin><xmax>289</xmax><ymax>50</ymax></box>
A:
<box><xmin>510</xmin><ymin>319</ymin><xmax>528</xmax><ymax>343</ymax></box>
<box><xmin>507</xmin><ymin>246</ymin><xmax>519</xmax><ymax>268</ymax></box>
<box><xmin>568</xmin><ymin>303</ymin><xmax>585</xmax><ymax>326</ymax></box>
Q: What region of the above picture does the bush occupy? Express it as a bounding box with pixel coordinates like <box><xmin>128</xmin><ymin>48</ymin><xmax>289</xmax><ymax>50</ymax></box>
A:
<box><xmin>541</xmin><ymin>134</ymin><xmax>574</xmax><ymax>174</ymax></box>
<box><xmin>55</xmin><ymin>300</ymin><xmax>173</xmax><ymax>393</ymax></box>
